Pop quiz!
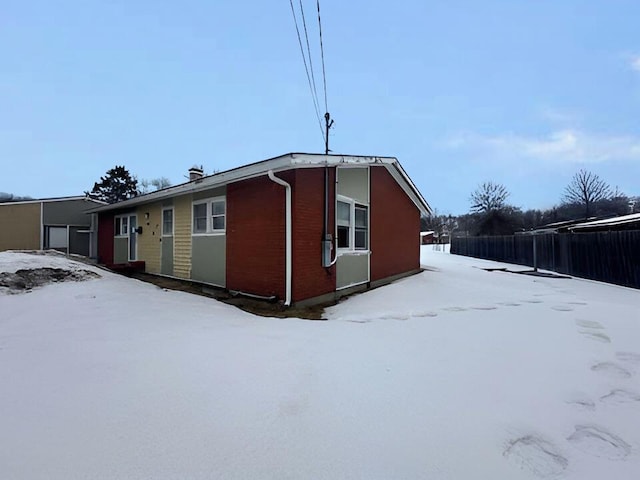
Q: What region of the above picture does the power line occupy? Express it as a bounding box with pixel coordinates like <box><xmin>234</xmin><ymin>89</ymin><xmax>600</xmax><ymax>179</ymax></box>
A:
<box><xmin>316</xmin><ymin>0</ymin><xmax>328</xmax><ymax>114</ymax></box>
<box><xmin>288</xmin><ymin>0</ymin><xmax>325</xmax><ymax>141</ymax></box>
<box><xmin>298</xmin><ymin>0</ymin><xmax>321</xmax><ymax>118</ymax></box>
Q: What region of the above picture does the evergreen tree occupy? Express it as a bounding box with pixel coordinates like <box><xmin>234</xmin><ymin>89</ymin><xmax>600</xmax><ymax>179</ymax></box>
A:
<box><xmin>88</xmin><ymin>166</ymin><xmax>139</xmax><ymax>204</ymax></box>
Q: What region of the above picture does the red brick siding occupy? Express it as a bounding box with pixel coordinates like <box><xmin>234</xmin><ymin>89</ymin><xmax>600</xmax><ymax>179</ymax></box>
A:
<box><xmin>291</xmin><ymin>168</ymin><xmax>336</xmax><ymax>302</ymax></box>
<box><xmin>370</xmin><ymin>166</ymin><xmax>420</xmax><ymax>281</ymax></box>
<box><xmin>97</xmin><ymin>212</ymin><xmax>114</xmax><ymax>265</ymax></box>
<box><xmin>226</xmin><ymin>175</ymin><xmax>288</xmax><ymax>299</ymax></box>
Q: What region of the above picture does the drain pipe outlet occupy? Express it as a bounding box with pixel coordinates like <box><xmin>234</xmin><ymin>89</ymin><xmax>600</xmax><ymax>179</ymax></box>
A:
<box><xmin>267</xmin><ymin>170</ymin><xmax>292</xmax><ymax>306</ymax></box>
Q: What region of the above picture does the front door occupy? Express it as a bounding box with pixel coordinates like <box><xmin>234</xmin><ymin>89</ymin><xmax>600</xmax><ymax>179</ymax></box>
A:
<box><xmin>128</xmin><ymin>215</ymin><xmax>137</xmax><ymax>261</ymax></box>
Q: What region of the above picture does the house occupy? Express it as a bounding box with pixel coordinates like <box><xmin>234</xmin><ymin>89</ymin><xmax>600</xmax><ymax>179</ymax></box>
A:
<box><xmin>89</xmin><ymin>153</ymin><xmax>431</xmax><ymax>306</ymax></box>
<box><xmin>567</xmin><ymin>213</ymin><xmax>640</xmax><ymax>232</ymax></box>
<box><xmin>420</xmin><ymin>231</ymin><xmax>435</xmax><ymax>245</ymax></box>
<box><xmin>0</xmin><ymin>196</ymin><xmax>104</xmax><ymax>256</ymax></box>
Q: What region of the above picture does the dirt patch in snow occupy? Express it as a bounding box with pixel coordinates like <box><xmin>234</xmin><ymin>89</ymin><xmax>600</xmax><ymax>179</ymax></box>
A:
<box><xmin>0</xmin><ymin>268</ymin><xmax>100</xmax><ymax>293</ymax></box>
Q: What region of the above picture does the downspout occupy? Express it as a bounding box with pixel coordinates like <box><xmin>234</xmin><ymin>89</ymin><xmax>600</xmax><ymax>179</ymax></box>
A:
<box><xmin>267</xmin><ymin>170</ymin><xmax>292</xmax><ymax>306</ymax></box>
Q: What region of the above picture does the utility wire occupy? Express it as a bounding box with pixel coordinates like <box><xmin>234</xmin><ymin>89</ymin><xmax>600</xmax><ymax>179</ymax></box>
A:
<box><xmin>288</xmin><ymin>0</ymin><xmax>325</xmax><ymax>141</ymax></box>
<box><xmin>316</xmin><ymin>0</ymin><xmax>328</xmax><ymax>114</ymax></box>
<box><xmin>298</xmin><ymin>0</ymin><xmax>321</xmax><ymax>117</ymax></box>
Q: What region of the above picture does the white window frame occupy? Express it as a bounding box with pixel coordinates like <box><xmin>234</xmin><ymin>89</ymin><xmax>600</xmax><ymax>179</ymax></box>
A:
<box><xmin>114</xmin><ymin>215</ymin><xmax>129</xmax><ymax>237</ymax></box>
<box><xmin>336</xmin><ymin>194</ymin><xmax>369</xmax><ymax>252</ymax></box>
<box><xmin>162</xmin><ymin>207</ymin><xmax>174</xmax><ymax>237</ymax></box>
<box><xmin>192</xmin><ymin>196</ymin><xmax>226</xmax><ymax>235</ymax></box>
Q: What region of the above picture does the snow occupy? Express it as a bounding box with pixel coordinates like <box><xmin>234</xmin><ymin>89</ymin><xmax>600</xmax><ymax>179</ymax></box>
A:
<box><xmin>1</xmin><ymin>247</ymin><xmax>639</xmax><ymax>479</ymax></box>
<box><xmin>570</xmin><ymin>212</ymin><xmax>640</xmax><ymax>230</ymax></box>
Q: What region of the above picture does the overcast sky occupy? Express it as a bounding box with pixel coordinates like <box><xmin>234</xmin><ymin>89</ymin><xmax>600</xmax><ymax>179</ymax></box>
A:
<box><xmin>1</xmin><ymin>0</ymin><xmax>639</xmax><ymax>214</ymax></box>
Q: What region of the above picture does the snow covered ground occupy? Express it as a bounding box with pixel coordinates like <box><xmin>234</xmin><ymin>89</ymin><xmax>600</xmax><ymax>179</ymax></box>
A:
<box><xmin>1</xmin><ymin>248</ymin><xmax>639</xmax><ymax>479</ymax></box>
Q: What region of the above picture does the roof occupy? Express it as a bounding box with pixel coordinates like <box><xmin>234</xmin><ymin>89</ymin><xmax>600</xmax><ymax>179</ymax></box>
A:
<box><xmin>569</xmin><ymin>213</ymin><xmax>640</xmax><ymax>231</ymax></box>
<box><xmin>88</xmin><ymin>152</ymin><xmax>432</xmax><ymax>216</ymax></box>
<box><xmin>0</xmin><ymin>195</ymin><xmax>107</xmax><ymax>207</ymax></box>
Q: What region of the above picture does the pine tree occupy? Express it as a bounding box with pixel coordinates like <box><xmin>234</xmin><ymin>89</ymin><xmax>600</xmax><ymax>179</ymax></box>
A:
<box><xmin>88</xmin><ymin>166</ymin><xmax>139</xmax><ymax>204</ymax></box>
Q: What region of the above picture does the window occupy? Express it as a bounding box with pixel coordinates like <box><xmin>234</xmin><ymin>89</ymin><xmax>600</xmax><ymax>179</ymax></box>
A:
<box><xmin>211</xmin><ymin>200</ymin><xmax>225</xmax><ymax>230</ymax></box>
<box><xmin>337</xmin><ymin>201</ymin><xmax>351</xmax><ymax>248</ymax></box>
<box><xmin>162</xmin><ymin>208</ymin><xmax>174</xmax><ymax>236</ymax></box>
<box><xmin>193</xmin><ymin>203</ymin><xmax>207</xmax><ymax>233</ymax></box>
<box><xmin>355</xmin><ymin>206</ymin><xmax>368</xmax><ymax>249</ymax></box>
<box><xmin>336</xmin><ymin>196</ymin><xmax>368</xmax><ymax>251</ymax></box>
<box><xmin>115</xmin><ymin>216</ymin><xmax>128</xmax><ymax>236</ymax></box>
<box><xmin>193</xmin><ymin>197</ymin><xmax>226</xmax><ymax>234</ymax></box>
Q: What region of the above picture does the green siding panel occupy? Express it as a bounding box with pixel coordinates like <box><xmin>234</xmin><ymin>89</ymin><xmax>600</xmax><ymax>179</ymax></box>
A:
<box><xmin>161</xmin><ymin>237</ymin><xmax>174</xmax><ymax>275</ymax></box>
<box><xmin>114</xmin><ymin>237</ymin><xmax>128</xmax><ymax>264</ymax></box>
<box><xmin>337</xmin><ymin>167</ymin><xmax>369</xmax><ymax>204</ymax></box>
<box><xmin>191</xmin><ymin>235</ymin><xmax>226</xmax><ymax>286</ymax></box>
<box><xmin>336</xmin><ymin>254</ymin><xmax>368</xmax><ymax>289</ymax></box>
<box><xmin>43</xmin><ymin>199</ymin><xmax>94</xmax><ymax>226</ymax></box>
<box><xmin>193</xmin><ymin>186</ymin><xmax>226</xmax><ymax>201</ymax></box>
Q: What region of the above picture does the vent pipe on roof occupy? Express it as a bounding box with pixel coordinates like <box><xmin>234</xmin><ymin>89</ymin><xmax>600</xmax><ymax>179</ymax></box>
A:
<box><xmin>189</xmin><ymin>166</ymin><xmax>204</xmax><ymax>181</ymax></box>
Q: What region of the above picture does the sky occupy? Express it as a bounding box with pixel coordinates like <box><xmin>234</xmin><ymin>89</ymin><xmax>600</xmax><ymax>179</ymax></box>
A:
<box><xmin>1</xmin><ymin>0</ymin><xmax>639</xmax><ymax>214</ymax></box>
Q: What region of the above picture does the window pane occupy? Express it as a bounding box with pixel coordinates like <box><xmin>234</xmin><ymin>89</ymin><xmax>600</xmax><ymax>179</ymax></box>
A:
<box><xmin>355</xmin><ymin>228</ymin><xmax>367</xmax><ymax>249</ymax></box>
<box><xmin>122</xmin><ymin>217</ymin><xmax>128</xmax><ymax>235</ymax></box>
<box><xmin>337</xmin><ymin>225</ymin><xmax>350</xmax><ymax>248</ymax></box>
<box><xmin>195</xmin><ymin>217</ymin><xmax>207</xmax><ymax>232</ymax></box>
<box><xmin>162</xmin><ymin>209</ymin><xmax>173</xmax><ymax>235</ymax></box>
<box><xmin>355</xmin><ymin>206</ymin><xmax>367</xmax><ymax>227</ymax></box>
<box><xmin>115</xmin><ymin>218</ymin><xmax>121</xmax><ymax>236</ymax></box>
<box><xmin>212</xmin><ymin>216</ymin><xmax>225</xmax><ymax>230</ymax></box>
<box><xmin>193</xmin><ymin>203</ymin><xmax>207</xmax><ymax>233</ymax></box>
<box><xmin>212</xmin><ymin>200</ymin><xmax>225</xmax><ymax>215</ymax></box>
<box><xmin>337</xmin><ymin>201</ymin><xmax>350</xmax><ymax>224</ymax></box>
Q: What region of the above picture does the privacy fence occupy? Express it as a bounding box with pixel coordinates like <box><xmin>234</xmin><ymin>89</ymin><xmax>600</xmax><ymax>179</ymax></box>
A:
<box><xmin>451</xmin><ymin>231</ymin><xmax>640</xmax><ymax>289</ymax></box>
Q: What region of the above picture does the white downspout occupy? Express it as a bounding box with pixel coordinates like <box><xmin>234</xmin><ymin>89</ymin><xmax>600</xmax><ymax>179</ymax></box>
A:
<box><xmin>267</xmin><ymin>170</ymin><xmax>292</xmax><ymax>306</ymax></box>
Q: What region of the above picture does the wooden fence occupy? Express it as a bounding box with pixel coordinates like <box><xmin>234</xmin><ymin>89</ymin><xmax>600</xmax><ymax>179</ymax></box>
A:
<box><xmin>451</xmin><ymin>231</ymin><xmax>640</xmax><ymax>289</ymax></box>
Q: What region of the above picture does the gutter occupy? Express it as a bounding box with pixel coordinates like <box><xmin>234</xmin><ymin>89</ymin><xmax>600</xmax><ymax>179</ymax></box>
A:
<box><xmin>267</xmin><ymin>170</ymin><xmax>292</xmax><ymax>306</ymax></box>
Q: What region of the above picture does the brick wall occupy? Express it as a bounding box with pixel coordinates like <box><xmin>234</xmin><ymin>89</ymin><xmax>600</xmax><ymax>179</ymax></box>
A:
<box><xmin>291</xmin><ymin>168</ymin><xmax>336</xmax><ymax>302</ymax></box>
<box><xmin>370</xmin><ymin>166</ymin><xmax>420</xmax><ymax>281</ymax></box>
<box><xmin>226</xmin><ymin>174</ymin><xmax>288</xmax><ymax>299</ymax></box>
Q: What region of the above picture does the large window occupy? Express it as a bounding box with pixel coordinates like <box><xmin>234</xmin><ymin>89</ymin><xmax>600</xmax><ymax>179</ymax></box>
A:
<box><xmin>115</xmin><ymin>216</ymin><xmax>128</xmax><ymax>236</ymax></box>
<box><xmin>336</xmin><ymin>196</ymin><xmax>368</xmax><ymax>251</ymax></box>
<box><xmin>193</xmin><ymin>197</ymin><xmax>226</xmax><ymax>234</ymax></box>
<box><xmin>162</xmin><ymin>208</ymin><xmax>174</xmax><ymax>236</ymax></box>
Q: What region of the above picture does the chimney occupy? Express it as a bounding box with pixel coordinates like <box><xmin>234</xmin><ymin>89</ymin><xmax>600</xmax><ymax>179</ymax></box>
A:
<box><xmin>188</xmin><ymin>165</ymin><xmax>204</xmax><ymax>181</ymax></box>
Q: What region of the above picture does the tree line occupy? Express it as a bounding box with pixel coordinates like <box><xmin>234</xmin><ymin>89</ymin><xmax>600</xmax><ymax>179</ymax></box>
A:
<box><xmin>423</xmin><ymin>169</ymin><xmax>639</xmax><ymax>238</ymax></box>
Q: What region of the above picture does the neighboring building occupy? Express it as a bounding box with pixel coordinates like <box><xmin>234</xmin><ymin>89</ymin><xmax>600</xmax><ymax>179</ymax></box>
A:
<box><xmin>90</xmin><ymin>153</ymin><xmax>431</xmax><ymax>306</ymax></box>
<box><xmin>0</xmin><ymin>196</ymin><xmax>105</xmax><ymax>257</ymax></box>
<box><xmin>568</xmin><ymin>213</ymin><xmax>640</xmax><ymax>232</ymax></box>
<box><xmin>420</xmin><ymin>231</ymin><xmax>435</xmax><ymax>244</ymax></box>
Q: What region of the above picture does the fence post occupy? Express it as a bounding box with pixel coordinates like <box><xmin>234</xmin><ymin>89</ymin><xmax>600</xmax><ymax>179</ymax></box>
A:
<box><xmin>533</xmin><ymin>234</ymin><xmax>538</xmax><ymax>272</ymax></box>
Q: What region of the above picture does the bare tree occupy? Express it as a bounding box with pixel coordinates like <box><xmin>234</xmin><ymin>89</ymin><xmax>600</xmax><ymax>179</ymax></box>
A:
<box><xmin>470</xmin><ymin>181</ymin><xmax>510</xmax><ymax>213</ymax></box>
<box><xmin>563</xmin><ymin>169</ymin><xmax>611</xmax><ymax>218</ymax></box>
<box><xmin>139</xmin><ymin>177</ymin><xmax>172</xmax><ymax>194</ymax></box>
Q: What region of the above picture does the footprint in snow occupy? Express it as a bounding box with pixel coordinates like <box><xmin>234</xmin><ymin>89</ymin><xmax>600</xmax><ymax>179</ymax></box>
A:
<box><xmin>616</xmin><ymin>351</ymin><xmax>640</xmax><ymax>366</ymax></box>
<box><xmin>498</xmin><ymin>302</ymin><xmax>521</xmax><ymax>307</ymax></box>
<box><xmin>346</xmin><ymin>319</ymin><xmax>372</xmax><ymax>324</ymax></box>
<box><xmin>378</xmin><ymin>313</ymin><xmax>411</xmax><ymax>321</ymax></box>
<box><xmin>442</xmin><ymin>306</ymin><xmax>468</xmax><ymax>312</ymax></box>
<box><xmin>566</xmin><ymin>395</ymin><xmax>596</xmax><ymax>411</ymax></box>
<box><xmin>471</xmin><ymin>305</ymin><xmax>498</xmax><ymax>311</ymax></box>
<box><xmin>579</xmin><ymin>331</ymin><xmax>611</xmax><ymax>343</ymax></box>
<box><xmin>575</xmin><ymin>319</ymin><xmax>604</xmax><ymax>329</ymax></box>
<box><xmin>600</xmin><ymin>389</ymin><xmax>640</xmax><ymax>405</ymax></box>
<box><xmin>521</xmin><ymin>299</ymin><xmax>544</xmax><ymax>304</ymax></box>
<box><xmin>567</xmin><ymin>425</ymin><xmax>631</xmax><ymax>460</ymax></box>
<box><xmin>551</xmin><ymin>305</ymin><xmax>574</xmax><ymax>312</ymax></box>
<box><xmin>590</xmin><ymin>362</ymin><xmax>632</xmax><ymax>379</ymax></box>
<box><xmin>503</xmin><ymin>435</ymin><xmax>568</xmax><ymax>477</ymax></box>
<box><xmin>411</xmin><ymin>311</ymin><xmax>438</xmax><ymax>318</ymax></box>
